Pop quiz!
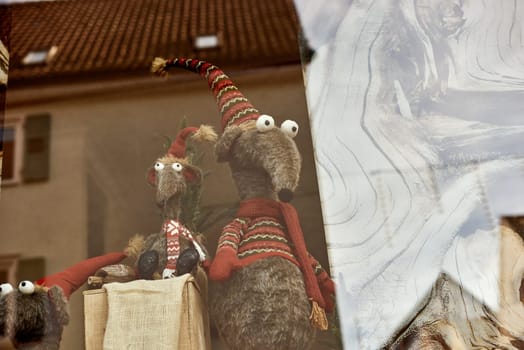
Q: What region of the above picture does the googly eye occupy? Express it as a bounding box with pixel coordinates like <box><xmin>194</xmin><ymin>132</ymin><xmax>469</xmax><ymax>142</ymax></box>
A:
<box><xmin>256</xmin><ymin>114</ymin><xmax>275</xmax><ymax>132</ymax></box>
<box><xmin>154</xmin><ymin>162</ymin><xmax>165</xmax><ymax>171</ymax></box>
<box><xmin>280</xmin><ymin>120</ymin><xmax>299</xmax><ymax>138</ymax></box>
<box><xmin>18</xmin><ymin>281</ymin><xmax>35</xmax><ymax>295</ymax></box>
<box><xmin>0</xmin><ymin>283</ymin><xmax>13</xmax><ymax>297</ymax></box>
<box><xmin>171</xmin><ymin>162</ymin><xmax>183</xmax><ymax>172</ymax></box>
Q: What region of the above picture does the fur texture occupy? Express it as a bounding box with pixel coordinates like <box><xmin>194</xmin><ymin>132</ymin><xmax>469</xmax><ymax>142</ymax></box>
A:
<box><xmin>210</xmin><ymin>120</ymin><xmax>316</xmax><ymax>350</ymax></box>
<box><xmin>149</xmin><ymin>57</ymin><xmax>332</xmax><ymax>349</ymax></box>
<box><xmin>0</xmin><ymin>285</ymin><xmax>69</xmax><ymax>350</ymax></box>
<box><xmin>193</xmin><ymin>124</ymin><xmax>218</xmax><ymax>143</ymax></box>
<box><xmin>211</xmin><ymin>258</ymin><xmax>314</xmax><ymax>350</ymax></box>
<box><xmin>132</xmin><ymin>126</ymin><xmax>214</xmax><ymax>278</ymax></box>
<box><xmin>135</xmin><ymin>154</ymin><xmax>200</xmax><ymax>278</ymax></box>
<box><xmin>148</xmin><ymin>155</ymin><xmax>196</xmax><ymax>218</ymax></box>
<box><xmin>216</xmin><ymin>121</ymin><xmax>302</xmax><ymax>200</ymax></box>
<box><xmin>125</xmin><ymin>234</ymin><xmax>146</xmax><ymax>259</ymax></box>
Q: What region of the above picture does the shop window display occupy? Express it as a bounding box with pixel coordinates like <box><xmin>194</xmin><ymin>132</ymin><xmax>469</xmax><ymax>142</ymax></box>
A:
<box><xmin>0</xmin><ymin>1</ymin><xmax>340</xmax><ymax>349</ymax></box>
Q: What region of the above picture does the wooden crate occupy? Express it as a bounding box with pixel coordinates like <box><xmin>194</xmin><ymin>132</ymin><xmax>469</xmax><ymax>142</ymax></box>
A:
<box><xmin>83</xmin><ymin>272</ymin><xmax>210</xmax><ymax>350</ymax></box>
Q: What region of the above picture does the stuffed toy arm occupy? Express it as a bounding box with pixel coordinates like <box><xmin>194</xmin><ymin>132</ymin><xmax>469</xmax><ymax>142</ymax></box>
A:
<box><xmin>309</xmin><ymin>254</ymin><xmax>336</xmax><ymax>313</ymax></box>
<box><xmin>208</xmin><ymin>219</ymin><xmax>244</xmax><ymax>281</ymax></box>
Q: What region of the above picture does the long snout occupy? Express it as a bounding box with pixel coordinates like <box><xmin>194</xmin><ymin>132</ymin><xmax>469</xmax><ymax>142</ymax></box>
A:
<box><xmin>155</xmin><ymin>170</ymin><xmax>186</xmax><ymax>204</ymax></box>
<box><xmin>261</xmin><ymin>136</ymin><xmax>302</xmax><ymax>203</ymax></box>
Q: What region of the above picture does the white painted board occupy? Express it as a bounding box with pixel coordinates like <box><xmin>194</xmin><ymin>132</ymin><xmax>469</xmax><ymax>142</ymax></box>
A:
<box><xmin>294</xmin><ymin>0</ymin><xmax>524</xmax><ymax>348</ymax></box>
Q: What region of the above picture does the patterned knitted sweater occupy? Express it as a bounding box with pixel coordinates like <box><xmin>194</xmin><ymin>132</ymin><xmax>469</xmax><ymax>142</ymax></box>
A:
<box><xmin>208</xmin><ymin>198</ymin><xmax>335</xmax><ymax>314</ymax></box>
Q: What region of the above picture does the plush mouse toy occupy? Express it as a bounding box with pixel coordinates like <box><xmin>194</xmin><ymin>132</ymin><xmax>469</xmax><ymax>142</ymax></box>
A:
<box><xmin>152</xmin><ymin>57</ymin><xmax>335</xmax><ymax>350</ymax></box>
<box><xmin>0</xmin><ymin>252</ymin><xmax>126</xmax><ymax>349</ymax></box>
<box><xmin>127</xmin><ymin>125</ymin><xmax>216</xmax><ymax>279</ymax></box>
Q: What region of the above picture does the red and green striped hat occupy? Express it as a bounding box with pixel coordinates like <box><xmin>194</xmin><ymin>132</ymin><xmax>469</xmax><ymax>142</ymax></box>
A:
<box><xmin>166</xmin><ymin>124</ymin><xmax>217</xmax><ymax>158</ymax></box>
<box><xmin>152</xmin><ymin>57</ymin><xmax>260</xmax><ymax>131</ymax></box>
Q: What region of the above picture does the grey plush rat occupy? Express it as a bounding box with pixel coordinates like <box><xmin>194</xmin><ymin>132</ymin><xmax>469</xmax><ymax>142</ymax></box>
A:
<box><xmin>0</xmin><ymin>252</ymin><xmax>126</xmax><ymax>349</ymax></box>
<box><xmin>152</xmin><ymin>58</ymin><xmax>335</xmax><ymax>350</ymax></box>
<box><xmin>127</xmin><ymin>125</ymin><xmax>216</xmax><ymax>279</ymax></box>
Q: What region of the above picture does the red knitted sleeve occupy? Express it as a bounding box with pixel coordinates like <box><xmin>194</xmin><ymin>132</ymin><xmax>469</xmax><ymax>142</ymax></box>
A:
<box><xmin>216</xmin><ymin>219</ymin><xmax>244</xmax><ymax>254</ymax></box>
<box><xmin>208</xmin><ymin>219</ymin><xmax>245</xmax><ymax>281</ymax></box>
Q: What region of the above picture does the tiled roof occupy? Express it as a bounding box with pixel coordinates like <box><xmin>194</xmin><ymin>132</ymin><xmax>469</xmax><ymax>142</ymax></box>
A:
<box><xmin>8</xmin><ymin>0</ymin><xmax>301</xmax><ymax>84</ymax></box>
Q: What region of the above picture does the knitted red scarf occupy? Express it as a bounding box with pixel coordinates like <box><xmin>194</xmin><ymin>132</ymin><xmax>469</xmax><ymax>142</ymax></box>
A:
<box><xmin>237</xmin><ymin>198</ymin><xmax>329</xmax><ymax>329</ymax></box>
<box><xmin>162</xmin><ymin>219</ymin><xmax>207</xmax><ymax>270</ymax></box>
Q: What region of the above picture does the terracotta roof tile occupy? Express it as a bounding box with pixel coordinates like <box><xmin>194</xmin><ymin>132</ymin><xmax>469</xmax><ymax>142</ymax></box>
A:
<box><xmin>9</xmin><ymin>0</ymin><xmax>301</xmax><ymax>84</ymax></box>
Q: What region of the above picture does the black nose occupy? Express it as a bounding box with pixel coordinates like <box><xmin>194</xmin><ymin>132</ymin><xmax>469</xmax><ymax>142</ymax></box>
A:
<box><xmin>278</xmin><ymin>189</ymin><xmax>293</xmax><ymax>202</ymax></box>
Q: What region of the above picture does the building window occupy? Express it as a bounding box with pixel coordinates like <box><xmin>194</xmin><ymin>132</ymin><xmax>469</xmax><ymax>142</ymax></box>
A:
<box><xmin>1</xmin><ymin>116</ymin><xmax>24</xmax><ymax>185</ymax></box>
<box><xmin>1</xmin><ymin>113</ymin><xmax>51</xmax><ymax>186</ymax></box>
<box><xmin>22</xmin><ymin>113</ymin><xmax>51</xmax><ymax>182</ymax></box>
<box><xmin>0</xmin><ymin>254</ymin><xmax>19</xmax><ymax>286</ymax></box>
<box><xmin>21</xmin><ymin>46</ymin><xmax>58</xmax><ymax>66</ymax></box>
<box><xmin>193</xmin><ymin>33</ymin><xmax>222</xmax><ymax>50</ymax></box>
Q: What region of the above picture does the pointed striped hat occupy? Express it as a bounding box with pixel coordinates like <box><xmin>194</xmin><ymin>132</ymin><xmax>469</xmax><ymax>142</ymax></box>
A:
<box><xmin>152</xmin><ymin>57</ymin><xmax>260</xmax><ymax>131</ymax></box>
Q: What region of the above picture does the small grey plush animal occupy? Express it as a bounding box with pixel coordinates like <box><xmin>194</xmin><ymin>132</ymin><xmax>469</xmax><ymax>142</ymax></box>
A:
<box><xmin>0</xmin><ymin>252</ymin><xmax>126</xmax><ymax>349</ymax></box>
<box><xmin>127</xmin><ymin>125</ymin><xmax>216</xmax><ymax>279</ymax></box>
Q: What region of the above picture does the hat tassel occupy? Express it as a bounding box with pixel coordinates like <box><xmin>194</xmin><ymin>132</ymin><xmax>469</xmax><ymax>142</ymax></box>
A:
<box><xmin>310</xmin><ymin>300</ymin><xmax>329</xmax><ymax>331</ymax></box>
<box><xmin>151</xmin><ymin>57</ymin><xmax>169</xmax><ymax>76</ymax></box>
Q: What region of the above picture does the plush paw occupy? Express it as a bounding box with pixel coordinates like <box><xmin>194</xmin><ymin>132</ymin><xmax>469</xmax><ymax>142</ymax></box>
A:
<box><xmin>208</xmin><ymin>250</ymin><xmax>241</xmax><ymax>281</ymax></box>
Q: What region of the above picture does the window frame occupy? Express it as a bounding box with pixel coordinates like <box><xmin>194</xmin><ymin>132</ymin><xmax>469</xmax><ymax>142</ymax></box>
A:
<box><xmin>0</xmin><ymin>253</ymin><xmax>19</xmax><ymax>286</ymax></box>
<box><xmin>1</xmin><ymin>115</ymin><xmax>25</xmax><ymax>186</ymax></box>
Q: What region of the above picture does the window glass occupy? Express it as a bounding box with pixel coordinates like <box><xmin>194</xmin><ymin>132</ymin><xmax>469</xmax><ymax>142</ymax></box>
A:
<box><xmin>1</xmin><ymin>126</ymin><xmax>15</xmax><ymax>181</ymax></box>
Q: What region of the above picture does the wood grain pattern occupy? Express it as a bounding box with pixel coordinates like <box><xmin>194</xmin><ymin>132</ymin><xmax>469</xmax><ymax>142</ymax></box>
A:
<box><xmin>296</xmin><ymin>0</ymin><xmax>524</xmax><ymax>348</ymax></box>
<box><xmin>386</xmin><ymin>222</ymin><xmax>524</xmax><ymax>349</ymax></box>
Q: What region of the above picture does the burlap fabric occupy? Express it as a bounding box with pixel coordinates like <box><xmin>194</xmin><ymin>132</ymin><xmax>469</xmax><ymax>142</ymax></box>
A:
<box><xmin>83</xmin><ymin>270</ymin><xmax>210</xmax><ymax>350</ymax></box>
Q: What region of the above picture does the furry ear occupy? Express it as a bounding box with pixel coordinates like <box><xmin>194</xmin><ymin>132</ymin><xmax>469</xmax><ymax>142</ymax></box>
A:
<box><xmin>146</xmin><ymin>168</ymin><xmax>156</xmax><ymax>186</ymax></box>
<box><xmin>47</xmin><ymin>286</ymin><xmax>70</xmax><ymax>326</ymax></box>
<box><xmin>183</xmin><ymin>164</ymin><xmax>202</xmax><ymax>183</ymax></box>
<box><xmin>215</xmin><ymin>125</ymin><xmax>243</xmax><ymax>162</ymax></box>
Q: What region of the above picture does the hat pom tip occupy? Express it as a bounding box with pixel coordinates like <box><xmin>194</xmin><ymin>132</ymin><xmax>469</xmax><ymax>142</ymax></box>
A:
<box><xmin>194</xmin><ymin>125</ymin><xmax>218</xmax><ymax>143</ymax></box>
<box><xmin>151</xmin><ymin>57</ymin><xmax>169</xmax><ymax>76</ymax></box>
